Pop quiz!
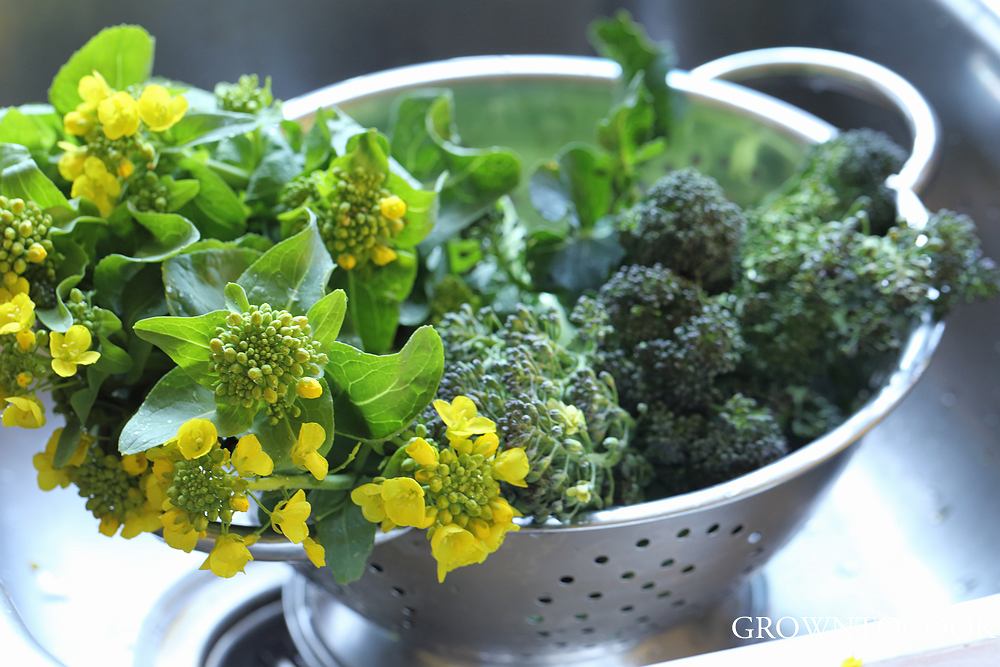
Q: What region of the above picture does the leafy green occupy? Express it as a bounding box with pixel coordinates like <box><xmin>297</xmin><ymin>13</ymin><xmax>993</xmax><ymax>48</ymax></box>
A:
<box><xmin>0</xmin><ymin>143</ymin><xmax>69</xmax><ymax>210</ymax></box>
<box><xmin>238</xmin><ymin>219</ymin><xmax>334</xmax><ymax>314</ymax></box>
<box><xmin>307</xmin><ymin>289</ymin><xmax>348</xmax><ymax>351</ymax></box>
<box><xmin>344</xmin><ymin>250</ymin><xmax>418</xmax><ymax>353</ymax></box>
<box><xmin>48</xmin><ymin>25</ymin><xmax>155</xmax><ymax>115</ymax></box>
<box><xmin>316</xmin><ymin>504</ymin><xmax>376</xmax><ymax>585</ymax></box>
<box><xmin>178</xmin><ymin>157</ymin><xmax>248</xmax><ymax>240</ymax></box>
<box><xmin>118</xmin><ymin>367</ymin><xmax>218</xmax><ymax>455</ymax></box>
<box><xmin>162</xmin><ymin>245</ymin><xmax>262</xmax><ymax>317</ymax></box>
<box><xmin>253</xmin><ymin>378</ymin><xmax>335</xmax><ymax>469</ymax></box>
<box><xmin>326</xmin><ymin>325</ymin><xmax>443</xmax><ymax>441</ymax></box>
<box><xmin>132</xmin><ymin>310</ymin><xmax>228</xmax><ymax>385</ymax></box>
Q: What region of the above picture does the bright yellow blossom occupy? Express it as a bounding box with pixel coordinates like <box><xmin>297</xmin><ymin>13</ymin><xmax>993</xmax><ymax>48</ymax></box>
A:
<box><xmin>117</xmin><ymin>158</ymin><xmax>135</xmax><ymax>179</ymax></box>
<box><xmin>433</xmin><ymin>395</ymin><xmax>496</xmax><ymax>446</ymax></box>
<box><xmin>350</xmin><ymin>483</ymin><xmax>386</xmax><ymax>524</ymax></box>
<box><xmin>121</xmin><ymin>453</ymin><xmax>148</xmax><ymax>476</ymax></box>
<box><xmin>120</xmin><ymin>497</ymin><xmax>162</xmax><ymax>539</ymax></box>
<box><xmin>0</xmin><ymin>292</ymin><xmax>35</xmax><ymax>334</ymax></box>
<box><xmin>271</xmin><ymin>489</ymin><xmax>311</xmax><ymax>544</ymax></box>
<box><xmin>303</xmin><ymin>537</ymin><xmax>326</xmax><ymax>568</ymax></box>
<box><xmin>98</xmin><ymin>515</ymin><xmax>120</xmax><ymax>537</ymax></box>
<box><xmin>379</xmin><ymin>195</ymin><xmax>407</xmax><ymax>222</ymax></box>
<box><xmin>2</xmin><ymin>395</ymin><xmax>45</xmax><ymax>428</ymax></box>
<box><xmin>25</xmin><ymin>243</ymin><xmax>47</xmax><ymax>264</ymax></box>
<box><xmin>200</xmin><ymin>532</ymin><xmax>257</xmax><ymax>578</ymax></box>
<box><xmin>78</xmin><ymin>71</ymin><xmax>112</xmax><ymax>108</ymax></box>
<box><xmin>161</xmin><ymin>508</ymin><xmax>204</xmax><ymax>552</ymax></box>
<box><xmin>16</xmin><ymin>330</ymin><xmax>35</xmax><ymax>352</ymax></box>
<box><xmin>0</xmin><ymin>276</ymin><xmax>29</xmax><ymax>304</ymax></box>
<box><xmin>49</xmin><ymin>324</ymin><xmax>101</xmax><ymax>377</ymax></box>
<box><xmin>431</xmin><ymin>524</ymin><xmax>489</xmax><ymax>583</ymax></box>
<box><xmin>370</xmin><ymin>244</ymin><xmax>398</xmax><ymax>267</ymax></box>
<box><xmin>175</xmin><ymin>418</ymin><xmax>217</xmax><ymax>460</ymax></box>
<box><xmin>232</xmin><ymin>434</ymin><xmax>273</xmax><ymax>477</ymax></box>
<box><xmin>33</xmin><ymin>429</ymin><xmax>72</xmax><ymax>490</ymax></box>
<box><xmin>71</xmin><ymin>156</ymin><xmax>121</xmax><ymax>216</ymax></box>
<box><xmin>842</xmin><ymin>659</ymin><xmax>863</xmax><ymax>667</ymax></box>
<box><xmin>296</xmin><ymin>377</ymin><xmax>323</xmax><ymax>400</ymax></box>
<box><xmin>290</xmin><ymin>422</ymin><xmax>328</xmax><ymax>480</ymax></box>
<box><xmin>405</xmin><ymin>437</ymin><xmax>438</xmax><ymax>467</ymax></box>
<box><xmin>97</xmin><ymin>91</ymin><xmax>140</xmax><ymax>140</ymax></box>
<box><xmin>63</xmin><ymin>110</ymin><xmax>93</xmax><ymax>136</ymax></box>
<box><xmin>137</xmin><ymin>84</ymin><xmax>188</xmax><ymax>132</ymax></box>
<box><xmin>381</xmin><ymin>477</ymin><xmax>430</xmax><ymax>528</ymax></box>
<box><xmin>231</xmin><ymin>495</ymin><xmax>249</xmax><ymax>512</ymax></box>
<box><xmin>493</xmin><ymin>448</ymin><xmax>529</xmax><ymax>487</ymax></box>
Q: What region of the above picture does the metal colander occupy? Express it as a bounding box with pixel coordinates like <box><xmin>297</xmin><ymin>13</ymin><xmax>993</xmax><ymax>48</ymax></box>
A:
<box><xmin>233</xmin><ymin>50</ymin><xmax>942</xmax><ymax>666</ymax></box>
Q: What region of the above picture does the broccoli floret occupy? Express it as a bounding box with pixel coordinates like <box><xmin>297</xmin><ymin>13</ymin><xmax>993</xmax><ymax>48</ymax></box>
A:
<box><xmin>215</xmin><ymin>74</ymin><xmax>274</xmax><ymax>114</ymax></box>
<box><xmin>596</xmin><ymin>263</ymin><xmax>701</xmax><ymax>346</ymax></box>
<box><xmin>431</xmin><ymin>304</ymin><xmax>646</xmax><ymax>522</ymax></box>
<box><xmin>616</xmin><ymin>169</ymin><xmax>746</xmax><ymax>289</ymax></box>
<box><xmin>639</xmin><ymin>394</ymin><xmax>787</xmax><ymax>495</ymax></box>
<box><xmin>758</xmin><ymin>129</ymin><xmax>905</xmax><ymax>234</ymax></box>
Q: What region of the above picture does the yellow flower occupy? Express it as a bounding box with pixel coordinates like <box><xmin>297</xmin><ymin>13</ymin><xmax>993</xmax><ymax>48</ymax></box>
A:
<box><xmin>350</xmin><ymin>483</ymin><xmax>386</xmax><ymax>523</ymax></box>
<box><xmin>842</xmin><ymin>659</ymin><xmax>863</xmax><ymax>667</ymax></box>
<box><xmin>0</xmin><ymin>292</ymin><xmax>35</xmax><ymax>334</ymax></box>
<box><xmin>121</xmin><ymin>453</ymin><xmax>148</xmax><ymax>476</ymax></box>
<box><xmin>121</xmin><ymin>498</ymin><xmax>162</xmax><ymax>539</ymax></box>
<box><xmin>71</xmin><ymin>156</ymin><xmax>121</xmax><ymax>216</ymax></box>
<box><xmin>137</xmin><ymin>84</ymin><xmax>188</xmax><ymax>132</ymax></box>
<box><xmin>161</xmin><ymin>508</ymin><xmax>203</xmax><ymax>552</ymax></box>
<box><xmin>303</xmin><ymin>537</ymin><xmax>326</xmax><ymax>568</ymax></box>
<box><xmin>175</xmin><ymin>418</ymin><xmax>217</xmax><ymax>460</ymax></box>
<box><xmin>98</xmin><ymin>515</ymin><xmax>120</xmax><ymax>537</ymax></box>
<box><xmin>337</xmin><ymin>253</ymin><xmax>357</xmax><ymax>271</ymax></box>
<box><xmin>2</xmin><ymin>395</ymin><xmax>45</xmax><ymax>428</ymax></box>
<box><xmin>271</xmin><ymin>489</ymin><xmax>311</xmax><ymax>544</ymax></box>
<box><xmin>16</xmin><ymin>372</ymin><xmax>32</xmax><ymax>388</ymax></box>
<box><xmin>200</xmin><ymin>532</ymin><xmax>257</xmax><ymax>578</ymax></box>
<box><xmin>117</xmin><ymin>158</ymin><xmax>135</xmax><ymax>179</ymax></box>
<box><xmin>483</xmin><ymin>498</ymin><xmax>520</xmax><ymax>552</ymax></box>
<box><xmin>33</xmin><ymin>429</ymin><xmax>72</xmax><ymax>491</ymax></box>
<box><xmin>433</xmin><ymin>395</ymin><xmax>496</xmax><ymax>447</ymax></box>
<box><xmin>405</xmin><ymin>437</ymin><xmax>439</xmax><ymax>467</ymax></box>
<box><xmin>470</xmin><ymin>432</ymin><xmax>499</xmax><ymax>457</ymax></box>
<box><xmin>25</xmin><ymin>243</ymin><xmax>46</xmax><ymax>264</ymax></box>
<box><xmin>78</xmin><ymin>71</ymin><xmax>112</xmax><ymax>107</ymax></box>
<box><xmin>493</xmin><ymin>447</ymin><xmax>529</xmax><ymax>487</ymax></box>
<box><xmin>232</xmin><ymin>434</ymin><xmax>274</xmax><ymax>477</ymax></box>
<box><xmin>16</xmin><ymin>330</ymin><xmax>35</xmax><ymax>352</ymax></box>
<box><xmin>231</xmin><ymin>495</ymin><xmax>249</xmax><ymax>512</ymax></box>
<box><xmin>381</xmin><ymin>477</ymin><xmax>429</xmax><ymax>528</ymax></box>
<box><xmin>0</xmin><ymin>276</ymin><xmax>29</xmax><ymax>304</ymax></box>
<box><xmin>58</xmin><ymin>144</ymin><xmax>88</xmax><ymax>181</ymax></box>
<box><xmin>430</xmin><ymin>524</ymin><xmax>488</xmax><ymax>582</ymax></box>
<box><xmin>296</xmin><ymin>377</ymin><xmax>323</xmax><ymax>400</ymax></box>
<box><xmin>379</xmin><ymin>195</ymin><xmax>407</xmax><ymax>222</ymax></box>
<box><xmin>49</xmin><ymin>324</ymin><xmax>101</xmax><ymax>377</ymax></box>
<box><xmin>370</xmin><ymin>244</ymin><xmax>398</xmax><ymax>267</ymax></box>
<box><xmin>290</xmin><ymin>422</ymin><xmax>328</xmax><ymax>480</ymax></box>
<box><xmin>97</xmin><ymin>91</ymin><xmax>140</xmax><ymax>140</ymax></box>
<box><xmin>63</xmin><ymin>110</ymin><xmax>93</xmax><ymax>136</ymax></box>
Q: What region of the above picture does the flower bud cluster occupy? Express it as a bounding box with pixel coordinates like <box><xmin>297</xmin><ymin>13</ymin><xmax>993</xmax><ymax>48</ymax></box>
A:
<box><xmin>407</xmin><ymin>448</ymin><xmax>502</xmax><ymax>528</ymax></box>
<box><xmin>316</xmin><ymin>167</ymin><xmax>404</xmax><ymax>270</ymax></box>
<box><xmin>209</xmin><ymin>303</ymin><xmax>328</xmax><ymax>422</ymax></box>
<box><xmin>215</xmin><ymin>74</ymin><xmax>273</xmax><ymax>114</ymax></box>
<box><xmin>126</xmin><ymin>171</ymin><xmax>169</xmax><ymax>212</ymax></box>
<box><xmin>167</xmin><ymin>447</ymin><xmax>246</xmax><ymax>531</ymax></box>
<box><xmin>0</xmin><ymin>197</ymin><xmax>55</xmax><ymax>288</ymax></box>
<box><xmin>73</xmin><ymin>450</ymin><xmax>144</xmax><ymax>526</ymax></box>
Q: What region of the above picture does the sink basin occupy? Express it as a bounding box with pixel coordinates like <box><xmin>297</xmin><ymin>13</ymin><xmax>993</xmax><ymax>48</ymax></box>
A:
<box><xmin>2</xmin><ymin>1</ymin><xmax>1000</xmax><ymax>665</ymax></box>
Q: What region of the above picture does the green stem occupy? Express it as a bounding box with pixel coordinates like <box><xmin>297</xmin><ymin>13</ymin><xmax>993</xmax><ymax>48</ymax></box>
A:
<box><xmin>248</xmin><ymin>473</ymin><xmax>355</xmax><ymax>492</ymax></box>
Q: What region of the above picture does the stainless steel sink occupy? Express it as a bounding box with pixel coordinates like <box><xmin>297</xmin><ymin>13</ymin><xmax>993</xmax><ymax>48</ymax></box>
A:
<box><xmin>3</xmin><ymin>1</ymin><xmax>1000</xmax><ymax>665</ymax></box>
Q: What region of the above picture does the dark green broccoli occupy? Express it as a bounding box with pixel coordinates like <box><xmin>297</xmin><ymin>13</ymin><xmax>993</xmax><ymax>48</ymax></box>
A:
<box><xmin>757</xmin><ymin>128</ymin><xmax>905</xmax><ymax>234</ymax></box>
<box><xmin>430</xmin><ymin>304</ymin><xmax>649</xmax><ymax>522</ymax></box>
<box><xmin>616</xmin><ymin>168</ymin><xmax>746</xmax><ymax>290</ymax></box>
<box><xmin>638</xmin><ymin>394</ymin><xmax>787</xmax><ymax>495</ymax></box>
<box><xmin>596</xmin><ymin>263</ymin><xmax>701</xmax><ymax>347</ymax></box>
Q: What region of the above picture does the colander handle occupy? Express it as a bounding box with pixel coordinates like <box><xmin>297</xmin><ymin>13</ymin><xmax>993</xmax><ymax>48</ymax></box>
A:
<box><xmin>688</xmin><ymin>47</ymin><xmax>939</xmax><ymax>194</ymax></box>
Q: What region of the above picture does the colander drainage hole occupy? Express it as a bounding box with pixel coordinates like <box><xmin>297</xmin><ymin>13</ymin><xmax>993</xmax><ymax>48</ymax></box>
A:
<box><xmin>559</xmin><ymin>575</ymin><xmax>575</xmax><ymax>585</ymax></box>
<box><xmin>391</xmin><ymin>586</ymin><xmax>406</xmax><ymax>597</ymax></box>
<box><xmin>369</xmin><ymin>562</ymin><xmax>383</xmax><ymax>573</ymax></box>
<box><xmin>672</xmin><ymin>599</ymin><xmax>686</xmax><ymax>608</ymax></box>
<box><xmin>731</xmin><ymin>524</ymin><xmax>744</xmax><ymax>535</ymax></box>
<box><xmin>537</xmin><ymin>596</ymin><xmax>553</xmax><ymax>605</ymax></box>
<box><xmin>635</xmin><ymin>538</ymin><xmax>650</xmax><ymax>548</ymax></box>
<box><xmin>594</xmin><ymin>555</ymin><xmax>609</xmax><ymax>565</ymax></box>
<box><xmin>681</xmin><ymin>565</ymin><xmax>695</xmax><ymax>574</ymax></box>
<box><xmin>677</xmin><ymin>528</ymin><xmax>691</xmax><ymax>538</ymax></box>
<box><xmin>660</xmin><ymin>558</ymin><xmax>675</xmax><ymax>568</ymax></box>
<box><xmin>706</xmin><ymin>523</ymin><xmax>720</xmax><ymax>534</ymax></box>
<box><xmin>537</xmin><ymin>631</ymin><xmax>550</xmax><ymax>638</ymax></box>
<box><xmin>657</xmin><ymin>590</ymin><xmax>672</xmax><ymax>599</ymax></box>
<box><xmin>402</xmin><ymin>606</ymin><xmax>416</xmax><ymax>617</ymax></box>
<box><xmin>555</xmin><ymin>642</ymin><xmax>568</xmax><ymax>649</ymax></box>
<box><xmin>582</xmin><ymin>627</ymin><xmax>595</xmax><ymax>635</ymax></box>
<box><xmin>747</xmin><ymin>531</ymin><xmax>762</xmax><ymax>544</ymax></box>
<box><xmin>620</xmin><ymin>571</ymin><xmax>635</xmax><ymax>580</ymax></box>
<box><xmin>574</xmin><ymin>613</ymin><xmax>589</xmax><ymax>621</ymax></box>
<box><xmin>588</xmin><ymin>592</ymin><xmax>603</xmax><ymax>600</ymax></box>
<box><xmin>620</xmin><ymin>605</ymin><xmax>634</xmax><ymax>613</ymax></box>
<box><xmin>641</xmin><ymin>582</ymin><xmax>655</xmax><ymax>590</ymax></box>
<box><xmin>637</xmin><ymin>616</ymin><xmax>651</xmax><ymax>624</ymax></box>
<box><xmin>526</xmin><ymin>614</ymin><xmax>544</xmax><ymax>625</ymax></box>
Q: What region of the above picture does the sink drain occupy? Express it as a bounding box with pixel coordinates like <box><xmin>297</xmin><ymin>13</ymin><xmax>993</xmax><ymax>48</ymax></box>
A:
<box><xmin>203</xmin><ymin>597</ymin><xmax>304</xmax><ymax>667</ymax></box>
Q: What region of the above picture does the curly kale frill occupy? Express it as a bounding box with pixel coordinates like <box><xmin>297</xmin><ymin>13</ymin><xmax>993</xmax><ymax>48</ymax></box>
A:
<box><xmin>615</xmin><ymin>168</ymin><xmax>746</xmax><ymax>290</ymax></box>
<box><xmin>429</xmin><ymin>304</ymin><xmax>650</xmax><ymax>522</ymax></box>
<box><xmin>638</xmin><ymin>395</ymin><xmax>787</xmax><ymax>495</ymax></box>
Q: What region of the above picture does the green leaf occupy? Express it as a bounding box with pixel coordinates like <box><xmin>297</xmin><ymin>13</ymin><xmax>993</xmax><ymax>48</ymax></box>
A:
<box><xmin>162</xmin><ymin>245</ymin><xmax>261</xmax><ymax>317</ymax></box>
<box><xmin>590</xmin><ymin>10</ymin><xmax>674</xmax><ymax>137</ymax></box>
<box><xmin>165</xmin><ymin>178</ymin><xmax>200</xmax><ymax>211</ymax></box>
<box><xmin>307</xmin><ymin>289</ymin><xmax>347</xmax><ymax>351</ymax></box>
<box><xmin>70</xmin><ymin>367</ymin><xmax>108</xmax><ymax>425</ymax></box>
<box><xmin>178</xmin><ymin>157</ymin><xmax>248</xmax><ymax>240</ymax></box>
<box><xmin>528</xmin><ymin>224</ymin><xmax>624</xmax><ymax>296</ymax></box>
<box><xmin>390</xmin><ymin>91</ymin><xmax>520</xmax><ymax>246</ymax></box>
<box><xmin>35</xmin><ymin>240</ymin><xmax>88</xmax><ymax>332</ymax></box>
<box><xmin>94</xmin><ymin>335</ymin><xmax>133</xmax><ymax>375</ymax></box>
<box><xmin>387</xmin><ymin>172</ymin><xmax>437</xmax><ymax>249</ymax></box>
<box><xmin>0</xmin><ymin>106</ymin><xmax>59</xmax><ymax>154</ymax></box>
<box><xmin>325</xmin><ymin>325</ymin><xmax>443</xmax><ymax>441</ymax></box>
<box><xmin>132</xmin><ymin>310</ymin><xmax>228</xmax><ymax>384</ymax></box>
<box><xmin>48</xmin><ymin>25</ymin><xmax>155</xmax><ymax>115</ymax></box>
<box><xmin>53</xmin><ymin>417</ymin><xmax>83</xmax><ymax>468</ymax></box>
<box><xmin>164</xmin><ymin>108</ymin><xmax>281</xmax><ymax>149</ymax></box>
<box><xmin>224</xmin><ymin>282</ymin><xmax>251</xmax><ymax>313</ymax></box>
<box><xmin>238</xmin><ymin>219</ymin><xmax>334</xmax><ymax>314</ymax></box>
<box><xmin>303</xmin><ymin>108</ymin><xmax>334</xmax><ymax>173</ymax></box>
<box><xmin>253</xmin><ymin>378</ymin><xmax>335</xmax><ymax>469</ymax></box>
<box><xmin>118</xmin><ymin>367</ymin><xmax>217</xmax><ymax>455</ymax></box>
<box><xmin>345</xmin><ymin>250</ymin><xmax>418</xmax><ymax>354</ymax></box>
<box><xmin>530</xmin><ymin>143</ymin><xmax>615</xmax><ymax>231</ymax></box>
<box><xmin>0</xmin><ymin>143</ymin><xmax>69</xmax><ymax>210</ymax></box>
<box><xmin>316</xmin><ymin>503</ymin><xmax>375</xmax><ymax>585</ymax></box>
<box><xmin>245</xmin><ymin>130</ymin><xmax>303</xmax><ymax>205</ymax></box>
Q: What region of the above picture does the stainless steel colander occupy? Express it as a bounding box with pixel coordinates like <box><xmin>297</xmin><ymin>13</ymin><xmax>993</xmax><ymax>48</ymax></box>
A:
<box><xmin>227</xmin><ymin>49</ymin><xmax>942</xmax><ymax>666</ymax></box>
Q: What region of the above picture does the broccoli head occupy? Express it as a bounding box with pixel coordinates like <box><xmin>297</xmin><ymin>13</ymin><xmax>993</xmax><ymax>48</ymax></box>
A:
<box><xmin>596</xmin><ymin>263</ymin><xmax>701</xmax><ymax>347</ymax></box>
<box><xmin>638</xmin><ymin>394</ymin><xmax>788</xmax><ymax>495</ymax></box>
<box><xmin>616</xmin><ymin>168</ymin><xmax>746</xmax><ymax>290</ymax></box>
